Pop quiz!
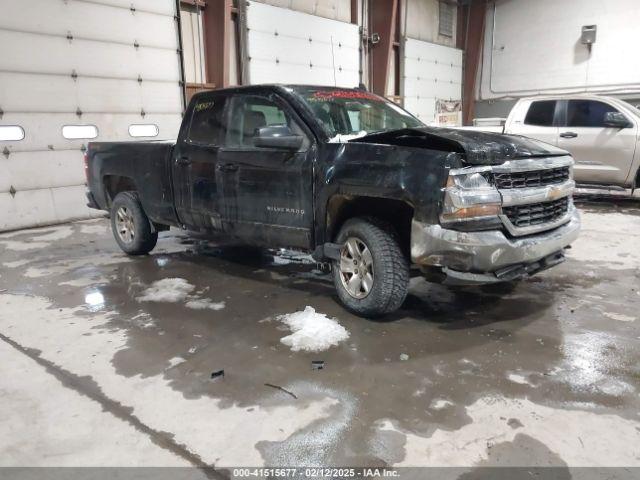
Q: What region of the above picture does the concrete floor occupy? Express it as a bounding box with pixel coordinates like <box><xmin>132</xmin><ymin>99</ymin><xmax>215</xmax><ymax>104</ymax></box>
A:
<box><xmin>0</xmin><ymin>197</ymin><xmax>639</xmax><ymax>471</ymax></box>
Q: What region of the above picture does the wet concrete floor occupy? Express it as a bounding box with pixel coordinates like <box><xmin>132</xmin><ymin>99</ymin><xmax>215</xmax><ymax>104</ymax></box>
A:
<box><xmin>0</xmin><ymin>197</ymin><xmax>639</xmax><ymax>470</ymax></box>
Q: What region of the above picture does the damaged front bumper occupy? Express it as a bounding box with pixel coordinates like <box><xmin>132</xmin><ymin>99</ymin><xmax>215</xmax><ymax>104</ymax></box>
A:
<box><xmin>411</xmin><ymin>208</ymin><xmax>581</xmax><ymax>285</ymax></box>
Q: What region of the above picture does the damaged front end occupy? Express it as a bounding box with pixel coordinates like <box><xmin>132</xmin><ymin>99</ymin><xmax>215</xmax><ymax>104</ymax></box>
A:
<box><xmin>411</xmin><ymin>155</ymin><xmax>581</xmax><ymax>285</ymax></box>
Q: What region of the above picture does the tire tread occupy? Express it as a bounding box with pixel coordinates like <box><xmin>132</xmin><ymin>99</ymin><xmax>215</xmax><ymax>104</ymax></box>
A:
<box><xmin>110</xmin><ymin>191</ymin><xmax>158</xmax><ymax>255</ymax></box>
<box><xmin>333</xmin><ymin>217</ymin><xmax>409</xmax><ymax>317</ymax></box>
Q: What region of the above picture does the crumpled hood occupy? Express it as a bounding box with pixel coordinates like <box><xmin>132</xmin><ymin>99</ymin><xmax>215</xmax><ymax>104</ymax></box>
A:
<box><xmin>349</xmin><ymin>126</ymin><xmax>569</xmax><ymax>165</ymax></box>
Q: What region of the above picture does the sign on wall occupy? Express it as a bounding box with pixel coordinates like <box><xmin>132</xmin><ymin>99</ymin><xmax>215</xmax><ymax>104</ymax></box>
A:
<box><xmin>435</xmin><ymin>99</ymin><xmax>462</xmax><ymax>126</ymax></box>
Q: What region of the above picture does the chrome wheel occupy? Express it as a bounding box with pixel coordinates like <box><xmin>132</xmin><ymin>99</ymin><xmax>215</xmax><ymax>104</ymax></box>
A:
<box><xmin>339</xmin><ymin>237</ymin><xmax>374</xmax><ymax>299</ymax></box>
<box><xmin>115</xmin><ymin>206</ymin><xmax>135</xmax><ymax>244</ymax></box>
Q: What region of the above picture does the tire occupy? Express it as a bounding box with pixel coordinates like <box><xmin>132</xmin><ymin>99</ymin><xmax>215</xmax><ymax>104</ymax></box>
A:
<box><xmin>110</xmin><ymin>191</ymin><xmax>158</xmax><ymax>255</ymax></box>
<box><xmin>332</xmin><ymin>217</ymin><xmax>409</xmax><ymax>317</ymax></box>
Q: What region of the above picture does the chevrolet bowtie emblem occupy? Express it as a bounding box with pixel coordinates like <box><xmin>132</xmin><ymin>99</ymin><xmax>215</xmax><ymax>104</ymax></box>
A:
<box><xmin>547</xmin><ymin>185</ymin><xmax>564</xmax><ymax>200</ymax></box>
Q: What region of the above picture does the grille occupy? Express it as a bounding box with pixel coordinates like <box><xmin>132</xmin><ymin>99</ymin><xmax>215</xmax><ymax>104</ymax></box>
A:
<box><xmin>493</xmin><ymin>167</ymin><xmax>570</xmax><ymax>189</ymax></box>
<box><xmin>503</xmin><ymin>197</ymin><xmax>569</xmax><ymax>228</ymax></box>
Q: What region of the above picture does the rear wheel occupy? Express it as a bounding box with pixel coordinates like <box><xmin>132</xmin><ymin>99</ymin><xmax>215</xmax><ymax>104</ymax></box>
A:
<box><xmin>332</xmin><ymin>217</ymin><xmax>409</xmax><ymax>317</ymax></box>
<box><xmin>110</xmin><ymin>191</ymin><xmax>158</xmax><ymax>255</ymax></box>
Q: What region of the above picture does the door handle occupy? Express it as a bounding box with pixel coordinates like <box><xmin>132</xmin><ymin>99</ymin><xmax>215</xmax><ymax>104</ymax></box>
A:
<box><xmin>176</xmin><ymin>156</ymin><xmax>192</xmax><ymax>166</ymax></box>
<box><xmin>217</xmin><ymin>163</ymin><xmax>239</xmax><ymax>172</ymax></box>
<box><xmin>560</xmin><ymin>132</ymin><xmax>578</xmax><ymax>138</ymax></box>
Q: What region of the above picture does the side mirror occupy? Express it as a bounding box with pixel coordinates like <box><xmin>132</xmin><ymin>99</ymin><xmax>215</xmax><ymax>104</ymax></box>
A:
<box><xmin>603</xmin><ymin>111</ymin><xmax>632</xmax><ymax>128</ymax></box>
<box><xmin>253</xmin><ymin>125</ymin><xmax>303</xmax><ymax>150</ymax></box>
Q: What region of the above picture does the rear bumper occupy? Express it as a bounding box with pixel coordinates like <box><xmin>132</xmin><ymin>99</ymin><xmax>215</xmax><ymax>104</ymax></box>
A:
<box><xmin>411</xmin><ymin>208</ymin><xmax>580</xmax><ymax>284</ymax></box>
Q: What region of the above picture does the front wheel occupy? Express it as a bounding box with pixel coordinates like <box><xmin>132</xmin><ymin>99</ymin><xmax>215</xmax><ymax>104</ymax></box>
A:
<box><xmin>332</xmin><ymin>217</ymin><xmax>409</xmax><ymax>317</ymax></box>
<box><xmin>110</xmin><ymin>191</ymin><xmax>158</xmax><ymax>255</ymax></box>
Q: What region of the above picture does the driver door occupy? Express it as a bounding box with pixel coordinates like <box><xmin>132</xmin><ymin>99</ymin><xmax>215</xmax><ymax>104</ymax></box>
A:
<box><xmin>216</xmin><ymin>93</ymin><xmax>314</xmax><ymax>249</ymax></box>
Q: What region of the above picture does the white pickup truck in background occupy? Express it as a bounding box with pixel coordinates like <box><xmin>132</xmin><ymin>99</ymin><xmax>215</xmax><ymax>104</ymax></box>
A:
<box><xmin>461</xmin><ymin>95</ymin><xmax>640</xmax><ymax>190</ymax></box>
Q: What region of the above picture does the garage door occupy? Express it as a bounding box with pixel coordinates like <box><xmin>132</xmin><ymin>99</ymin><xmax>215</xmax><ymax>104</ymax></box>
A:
<box><xmin>0</xmin><ymin>0</ymin><xmax>184</xmax><ymax>232</ymax></box>
<box><xmin>246</xmin><ymin>1</ymin><xmax>360</xmax><ymax>88</ymax></box>
<box><xmin>403</xmin><ymin>38</ymin><xmax>462</xmax><ymax>124</ymax></box>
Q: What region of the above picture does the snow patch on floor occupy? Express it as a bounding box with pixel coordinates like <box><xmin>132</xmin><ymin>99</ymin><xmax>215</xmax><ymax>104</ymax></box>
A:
<box><xmin>137</xmin><ymin>278</ymin><xmax>225</xmax><ymax>311</ymax></box>
<box><xmin>596</xmin><ymin>378</ymin><xmax>635</xmax><ymax>396</ymax></box>
<box><xmin>8</xmin><ymin>253</ymin><xmax>130</xmax><ymax>280</ymax></box>
<box><xmin>430</xmin><ymin>399</ymin><xmax>454</xmax><ymax>410</ymax></box>
<box><xmin>30</xmin><ymin>226</ymin><xmax>74</xmax><ymax>242</ymax></box>
<box><xmin>0</xmin><ymin>240</ymin><xmax>51</xmax><ymax>251</ymax></box>
<box><xmin>276</xmin><ymin>306</ymin><xmax>350</xmax><ymax>352</ymax></box>
<box><xmin>185</xmin><ymin>298</ymin><xmax>226</xmax><ymax>310</ymax></box>
<box><xmin>24</xmin><ymin>266</ymin><xmax>55</xmax><ymax>278</ymax></box>
<box><xmin>2</xmin><ymin>259</ymin><xmax>30</xmax><ymax>268</ymax></box>
<box><xmin>137</xmin><ymin>278</ymin><xmax>195</xmax><ymax>303</ymax></box>
<box><xmin>270</xmin><ymin>249</ymin><xmax>314</xmax><ymax>266</ymax></box>
<box><xmin>603</xmin><ymin>311</ymin><xmax>636</xmax><ymax>322</ymax></box>
<box><xmin>507</xmin><ymin>372</ymin><xmax>534</xmax><ymax>386</ymax></box>
<box><xmin>165</xmin><ymin>356</ymin><xmax>187</xmax><ymax>370</ymax></box>
<box><xmin>79</xmin><ymin>224</ymin><xmax>108</xmax><ymax>235</ymax></box>
<box><xmin>59</xmin><ymin>277</ymin><xmax>110</xmax><ymax>288</ymax></box>
<box><xmin>0</xmin><ymin>225</ymin><xmax>62</xmax><ymax>239</ymax></box>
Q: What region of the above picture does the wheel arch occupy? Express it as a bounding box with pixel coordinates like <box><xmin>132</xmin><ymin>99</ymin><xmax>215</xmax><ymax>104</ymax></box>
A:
<box><xmin>325</xmin><ymin>194</ymin><xmax>414</xmax><ymax>256</ymax></box>
<box><xmin>103</xmin><ymin>175</ymin><xmax>137</xmax><ymax>207</ymax></box>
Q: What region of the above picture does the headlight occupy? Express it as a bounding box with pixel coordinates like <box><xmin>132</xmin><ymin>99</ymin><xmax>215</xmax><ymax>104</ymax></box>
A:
<box><xmin>440</xmin><ymin>167</ymin><xmax>502</xmax><ymax>223</ymax></box>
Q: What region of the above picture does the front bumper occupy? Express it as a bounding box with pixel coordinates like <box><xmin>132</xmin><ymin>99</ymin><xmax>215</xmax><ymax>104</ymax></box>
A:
<box><xmin>411</xmin><ymin>208</ymin><xmax>581</xmax><ymax>284</ymax></box>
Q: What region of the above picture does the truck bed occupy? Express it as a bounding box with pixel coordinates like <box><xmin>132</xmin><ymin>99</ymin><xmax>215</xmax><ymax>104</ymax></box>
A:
<box><xmin>86</xmin><ymin>140</ymin><xmax>178</xmax><ymax>226</ymax></box>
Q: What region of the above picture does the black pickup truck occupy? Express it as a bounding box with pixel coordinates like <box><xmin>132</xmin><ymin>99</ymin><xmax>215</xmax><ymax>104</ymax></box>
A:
<box><xmin>86</xmin><ymin>85</ymin><xmax>580</xmax><ymax>316</ymax></box>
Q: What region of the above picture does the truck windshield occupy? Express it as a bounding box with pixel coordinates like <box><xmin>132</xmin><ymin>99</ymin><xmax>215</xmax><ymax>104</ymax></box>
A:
<box><xmin>291</xmin><ymin>87</ymin><xmax>424</xmax><ymax>141</ymax></box>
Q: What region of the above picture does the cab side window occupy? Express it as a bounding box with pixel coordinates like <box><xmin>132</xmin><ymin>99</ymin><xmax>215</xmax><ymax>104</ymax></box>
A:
<box><xmin>567</xmin><ymin>100</ymin><xmax>619</xmax><ymax>128</ymax></box>
<box><xmin>187</xmin><ymin>97</ymin><xmax>226</xmax><ymax>145</ymax></box>
<box><xmin>226</xmin><ymin>94</ymin><xmax>307</xmax><ymax>148</ymax></box>
<box><xmin>524</xmin><ymin>100</ymin><xmax>556</xmax><ymax>126</ymax></box>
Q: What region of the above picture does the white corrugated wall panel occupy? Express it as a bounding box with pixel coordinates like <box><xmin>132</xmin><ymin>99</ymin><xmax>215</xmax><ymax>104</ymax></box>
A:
<box><xmin>0</xmin><ymin>150</ymin><xmax>85</xmax><ymax>193</ymax></box>
<box><xmin>0</xmin><ymin>0</ymin><xmax>178</xmax><ymax>48</ymax></box>
<box><xmin>0</xmin><ymin>0</ymin><xmax>183</xmax><ymax>231</ymax></box>
<box><xmin>0</xmin><ymin>185</ymin><xmax>94</xmax><ymax>232</ymax></box>
<box><xmin>0</xmin><ymin>32</ymin><xmax>180</xmax><ymax>82</ymax></box>
<box><xmin>403</xmin><ymin>38</ymin><xmax>462</xmax><ymax>123</ymax></box>
<box><xmin>0</xmin><ymin>113</ymin><xmax>182</xmax><ymax>156</ymax></box>
<box><xmin>0</xmin><ymin>74</ymin><xmax>181</xmax><ymax>114</ymax></box>
<box><xmin>246</xmin><ymin>1</ymin><xmax>360</xmax><ymax>88</ymax></box>
<box><xmin>480</xmin><ymin>0</ymin><xmax>640</xmax><ymax>98</ymax></box>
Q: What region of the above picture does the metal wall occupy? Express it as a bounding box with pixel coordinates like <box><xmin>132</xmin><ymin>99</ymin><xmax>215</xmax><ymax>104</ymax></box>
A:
<box><xmin>479</xmin><ymin>0</ymin><xmax>640</xmax><ymax>100</ymax></box>
<box><xmin>246</xmin><ymin>1</ymin><xmax>360</xmax><ymax>87</ymax></box>
<box><xmin>403</xmin><ymin>39</ymin><xmax>462</xmax><ymax>124</ymax></box>
<box><xmin>180</xmin><ymin>3</ymin><xmax>207</xmax><ymax>85</ymax></box>
<box><xmin>0</xmin><ymin>0</ymin><xmax>183</xmax><ymax>231</ymax></box>
<box><xmin>251</xmin><ymin>0</ymin><xmax>353</xmax><ymax>23</ymax></box>
<box><xmin>404</xmin><ymin>0</ymin><xmax>457</xmax><ymax>48</ymax></box>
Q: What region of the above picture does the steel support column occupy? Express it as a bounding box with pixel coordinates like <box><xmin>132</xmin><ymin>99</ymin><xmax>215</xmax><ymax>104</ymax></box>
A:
<box><xmin>369</xmin><ymin>0</ymin><xmax>398</xmax><ymax>96</ymax></box>
<box><xmin>461</xmin><ymin>0</ymin><xmax>487</xmax><ymax>125</ymax></box>
<box><xmin>202</xmin><ymin>0</ymin><xmax>233</xmax><ymax>88</ymax></box>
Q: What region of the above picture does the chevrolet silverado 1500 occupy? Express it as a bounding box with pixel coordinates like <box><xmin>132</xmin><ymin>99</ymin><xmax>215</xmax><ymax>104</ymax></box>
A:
<box><xmin>86</xmin><ymin>85</ymin><xmax>580</xmax><ymax>317</ymax></box>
